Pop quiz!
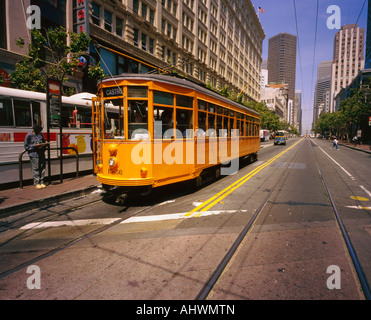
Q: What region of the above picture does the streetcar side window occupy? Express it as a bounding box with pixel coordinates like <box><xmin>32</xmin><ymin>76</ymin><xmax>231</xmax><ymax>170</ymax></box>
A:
<box><xmin>175</xmin><ymin>109</ymin><xmax>193</xmax><ymax>138</ymax></box>
<box><xmin>216</xmin><ymin>113</ymin><xmax>222</xmax><ymax>137</ymax></box>
<box><xmin>197</xmin><ymin>111</ymin><xmax>207</xmax><ymax>137</ymax></box>
<box><xmin>128</xmin><ymin>100</ymin><xmax>149</xmax><ymax>140</ymax></box>
<box><xmin>154</xmin><ymin>90</ymin><xmax>173</xmax><ymax>105</ymax></box>
<box><xmin>154</xmin><ymin>106</ymin><xmax>174</xmax><ymax>139</ymax></box>
<box><xmin>176</xmin><ymin>95</ymin><xmax>193</xmax><ymax>108</ymax></box>
<box><xmin>223</xmin><ymin>114</ymin><xmax>228</xmax><ymax>137</ymax></box>
<box><xmin>207</xmin><ymin>112</ymin><xmax>216</xmax><ymax>137</ymax></box>
<box><xmin>14</xmin><ymin>99</ymin><xmax>32</xmax><ymax>127</ymax></box>
<box><xmin>0</xmin><ymin>98</ymin><xmax>14</xmax><ymax>126</ymax></box>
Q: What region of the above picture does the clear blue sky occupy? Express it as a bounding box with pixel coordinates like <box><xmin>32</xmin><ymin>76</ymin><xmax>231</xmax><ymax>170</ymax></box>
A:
<box><xmin>251</xmin><ymin>0</ymin><xmax>368</xmax><ymax>134</ymax></box>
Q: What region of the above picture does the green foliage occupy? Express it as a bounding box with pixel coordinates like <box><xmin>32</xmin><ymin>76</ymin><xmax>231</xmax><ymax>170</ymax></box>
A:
<box><xmin>10</xmin><ymin>27</ymin><xmax>105</xmax><ymax>93</ymax></box>
<box><xmin>314</xmin><ymin>88</ymin><xmax>370</xmax><ymax>139</ymax></box>
<box><xmin>209</xmin><ymin>86</ymin><xmax>291</xmax><ymax>133</ymax></box>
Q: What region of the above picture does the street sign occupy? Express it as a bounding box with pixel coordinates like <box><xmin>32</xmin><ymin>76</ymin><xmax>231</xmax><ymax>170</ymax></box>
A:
<box><xmin>50</xmin><ymin>95</ymin><xmax>61</xmax><ymax>126</ymax></box>
<box><xmin>369</xmin><ymin>116</ymin><xmax>371</xmax><ymax>126</ymax></box>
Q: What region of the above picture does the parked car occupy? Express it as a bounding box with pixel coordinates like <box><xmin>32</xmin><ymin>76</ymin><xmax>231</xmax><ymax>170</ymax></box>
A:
<box><xmin>274</xmin><ymin>137</ymin><xmax>286</xmax><ymax>145</ymax></box>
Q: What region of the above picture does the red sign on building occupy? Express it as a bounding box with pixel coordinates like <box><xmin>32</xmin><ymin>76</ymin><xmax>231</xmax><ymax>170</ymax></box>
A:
<box><xmin>74</xmin><ymin>0</ymin><xmax>89</xmax><ymax>35</ymax></box>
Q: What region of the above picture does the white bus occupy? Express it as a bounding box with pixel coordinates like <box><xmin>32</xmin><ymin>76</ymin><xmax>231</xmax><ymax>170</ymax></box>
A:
<box><xmin>0</xmin><ymin>86</ymin><xmax>96</xmax><ymax>188</ymax></box>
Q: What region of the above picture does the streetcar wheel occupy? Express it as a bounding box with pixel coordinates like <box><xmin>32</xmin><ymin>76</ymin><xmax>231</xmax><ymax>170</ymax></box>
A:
<box><xmin>195</xmin><ymin>176</ymin><xmax>202</xmax><ymax>188</ymax></box>
<box><xmin>115</xmin><ymin>194</ymin><xmax>128</xmax><ymax>205</ymax></box>
<box><xmin>215</xmin><ymin>167</ymin><xmax>221</xmax><ymax>179</ymax></box>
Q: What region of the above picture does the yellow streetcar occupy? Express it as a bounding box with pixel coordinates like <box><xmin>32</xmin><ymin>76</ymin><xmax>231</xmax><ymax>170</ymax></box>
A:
<box><xmin>92</xmin><ymin>74</ymin><xmax>260</xmax><ymax>202</ymax></box>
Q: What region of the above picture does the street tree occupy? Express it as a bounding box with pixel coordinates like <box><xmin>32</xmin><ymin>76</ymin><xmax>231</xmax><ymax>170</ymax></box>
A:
<box><xmin>10</xmin><ymin>27</ymin><xmax>105</xmax><ymax>94</ymax></box>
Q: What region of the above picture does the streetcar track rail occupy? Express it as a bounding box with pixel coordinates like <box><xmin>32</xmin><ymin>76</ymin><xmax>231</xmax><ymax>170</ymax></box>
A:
<box><xmin>196</xmin><ymin>139</ymin><xmax>371</xmax><ymax>300</ymax></box>
<box><xmin>0</xmin><ymin>180</ymin><xmax>205</xmax><ymax>280</ymax></box>
<box><xmin>195</xmin><ymin>141</ymin><xmax>301</xmax><ymax>300</ymax></box>
<box><xmin>310</xmin><ymin>140</ymin><xmax>371</xmax><ymax>300</ymax></box>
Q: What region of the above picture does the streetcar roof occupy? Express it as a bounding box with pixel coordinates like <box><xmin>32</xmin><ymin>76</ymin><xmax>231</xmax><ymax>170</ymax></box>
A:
<box><xmin>98</xmin><ymin>73</ymin><xmax>261</xmax><ymax>118</ymax></box>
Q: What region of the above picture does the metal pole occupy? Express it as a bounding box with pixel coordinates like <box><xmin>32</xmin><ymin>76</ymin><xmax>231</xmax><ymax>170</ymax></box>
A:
<box><xmin>46</xmin><ymin>78</ymin><xmax>52</xmax><ymax>184</ymax></box>
<box><xmin>59</xmin><ymin>82</ymin><xmax>63</xmax><ymax>183</ymax></box>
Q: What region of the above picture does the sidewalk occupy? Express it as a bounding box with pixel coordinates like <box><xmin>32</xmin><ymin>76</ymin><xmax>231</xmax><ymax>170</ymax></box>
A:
<box><xmin>335</xmin><ymin>140</ymin><xmax>371</xmax><ymax>154</ymax></box>
<box><xmin>0</xmin><ymin>174</ymin><xmax>101</xmax><ymax>218</ymax></box>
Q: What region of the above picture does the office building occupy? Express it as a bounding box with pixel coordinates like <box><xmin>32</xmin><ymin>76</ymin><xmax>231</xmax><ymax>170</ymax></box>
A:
<box><xmin>267</xmin><ymin>32</ymin><xmax>297</xmax><ymax>127</ymax></box>
<box><xmin>365</xmin><ymin>0</ymin><xmax>371</xmax><ymax>68</ymax></box>
<box><xmin>313</xmin><ymin>60</ymin><xmax>332</xmax><ymax>124</ymax></box>
<box><xmin>1</xmin><ymin>0</ymin><xmax>265</xmax><ymax>102</ymax></box>
<box><xmin>267</xmin><ymin>33</ymin><xmax>297</xmax><ymax>102</ymax></box>
<box><xmin>330</xmin><ymin>24</ymin><xmax>365</xmax><ymax>112</ymax></box>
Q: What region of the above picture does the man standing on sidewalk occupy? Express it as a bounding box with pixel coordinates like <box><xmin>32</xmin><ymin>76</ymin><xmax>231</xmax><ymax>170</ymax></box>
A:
<box><xmin>24</xmin><ymin>124</ymin><xmax>48</xmax><ymax>189</ymax></box>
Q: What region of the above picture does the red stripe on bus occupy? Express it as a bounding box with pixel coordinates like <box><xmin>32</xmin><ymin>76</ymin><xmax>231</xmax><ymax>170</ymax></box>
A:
<box><xmin>13</xmin><ymin>132</ymin><xmax>57</xmax><ymax>142</ymax></box>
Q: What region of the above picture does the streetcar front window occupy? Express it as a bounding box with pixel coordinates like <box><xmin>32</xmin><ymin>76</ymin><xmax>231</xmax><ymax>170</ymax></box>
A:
<box><xmin>104</xmin><ymin>99</ymin><xmax>122</xmax><ymax>139</ymax></box>
<box><xmin>128</xmin><ymin>100</ymin><xmax>148</xmax><ymax>140</ymax></box>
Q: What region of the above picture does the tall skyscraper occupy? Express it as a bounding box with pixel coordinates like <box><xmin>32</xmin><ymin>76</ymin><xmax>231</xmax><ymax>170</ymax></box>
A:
<box><xmin>366</xmin><ymin>0</ymin><xmax>371</xmax><ymax>68</ymax></box>
<box><xmin>268</xmin><ymin>33</ymin><xmax>297</xmax><ymax>101</ymax></box>
<box><xmin>268</xmin><ymin>33</ymin><xmax>297</xmax><ymax>126</ymax></box>
<box><xmin>313</xmin><ymin>60</ymin><xmax>332</xmax><ymax>124</ymax></box>
<box><xmin>330</xmin><ymin>24</ymin><xmax>365</xmax><ymax>112</ymax></box>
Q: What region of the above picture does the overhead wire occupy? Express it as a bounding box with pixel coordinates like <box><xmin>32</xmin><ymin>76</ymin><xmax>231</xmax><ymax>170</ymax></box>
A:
<box><xmin>292</xmin><ymin>0</ymin><xmax>307</xmax><ymax>130</ymax></box>
<box><xmin>310</xmin><ymin>0</ymin><xmax>320</xmax><ymax>120</ymax></box>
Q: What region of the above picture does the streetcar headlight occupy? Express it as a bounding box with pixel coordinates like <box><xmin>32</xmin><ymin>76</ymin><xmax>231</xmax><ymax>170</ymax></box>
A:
<box><xmin>109</xmin><ymin>157</ymin><xmax>116</xmax><ymax>167</ymax></box>
<box><xmin>109</xmin><ymin>157</ymin><xmax>119</xmax><ymax>171</ymax></box>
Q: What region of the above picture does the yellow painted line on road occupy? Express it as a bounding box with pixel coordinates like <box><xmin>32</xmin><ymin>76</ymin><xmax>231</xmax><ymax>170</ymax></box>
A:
<box><xmin>186</xmin><ymin>139</ymin><xmax>303</xmax><ymax>218</ymax></box>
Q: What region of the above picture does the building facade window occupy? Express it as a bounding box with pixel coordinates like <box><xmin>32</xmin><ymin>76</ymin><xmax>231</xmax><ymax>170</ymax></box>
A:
<box><xmin>104</xmin><ymin>10</ymin><xmax>112</xmax><ymax>32</ymax></box>
<box><xmin>0</xmin><ymin>0</ymin><xmax>6</xmax><ymax>49</ymax></box>
<box><xmin>92</xmin><ymin>2</ymin><xmax>101</xmax><ymax>26</ymax></box>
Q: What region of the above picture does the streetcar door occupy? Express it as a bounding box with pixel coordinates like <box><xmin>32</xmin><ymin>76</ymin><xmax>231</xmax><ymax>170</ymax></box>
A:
<box><xmin>92</xmin><ymin>97</ymin><xmax>102</xmax><ymax>173</ymax></box>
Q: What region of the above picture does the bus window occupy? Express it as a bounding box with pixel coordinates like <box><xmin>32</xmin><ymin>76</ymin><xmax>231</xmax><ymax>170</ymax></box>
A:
<box><xmin>0</xmin><ymin>98</ymin><xmax>14</xmax><ymax>126</ymax></box>
<box><xmin>128</xmin><ymin>100</ymin><xmax>148</xmax><ymax>140</ymax></box>
<box><xmin>14</xmin><ymin>99</ymin><xmax>32</xmax><ymax>127</ymax></box>
<box><xmin>176</xmin><ymin>109</ymin><xmax>193</xmax><ymax>138</ymax></box>
<box><xmin>32</xmin><ymin>102</ymin><xmax>41</xmax><ymax>126</ymax></box>
<box><xmin>154</xmin><ymin>106</ymin><xmax>174</xmax><ymax>139</ymax></box>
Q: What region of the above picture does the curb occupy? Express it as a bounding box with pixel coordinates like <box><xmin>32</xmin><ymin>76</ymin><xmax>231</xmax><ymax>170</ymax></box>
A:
<box><xmin>337</xmin><ymin>142</ymin><xmax>371</xmax><ymax>154</ymax></box>
<box><xmin>0</xmin><ymin>185</ymin><xmax>100</xmax><ymax>218</ymax></box>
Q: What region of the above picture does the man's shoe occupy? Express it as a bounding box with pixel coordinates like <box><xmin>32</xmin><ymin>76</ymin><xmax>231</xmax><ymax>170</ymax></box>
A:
<box><xmin>40</xmin><ymin>184</ymin><xmax>46</xmax><ymax>188</ymax></box>
<box><xmin>36</xmin><ymin>184</ymin><xmax>42</xmax><ymax>189</ymax></box>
